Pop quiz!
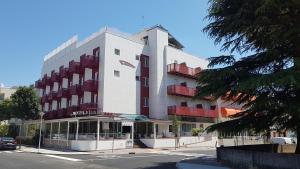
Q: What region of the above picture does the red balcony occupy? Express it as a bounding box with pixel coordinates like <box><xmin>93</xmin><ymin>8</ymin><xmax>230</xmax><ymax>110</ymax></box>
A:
<box><xmin>51</xmin><ymin>71</ymin><xmax>60</xmax><ymax>82</ymax></box>
<box><xmin>59</xmin><ymin>66</ymin><xmax>69</xmax><ymax>78</ymax></box>
<box><xmin>69</xmin><ymin>84</ymin><xmax>83</xmax><ymax>95</ymax></box>
<box><xmin>48</xmin><ymin>91</ymin><xmax>58</xmax><ymax>101</ymax></box>
<box><xmin>80</xmin><ymin>55</ymin><xmax>98</xmax><ymax>69</ymax></box>
<box><xmin>168</xmin><ymin>106</ymin><xmax>216</xmax><ymax>118</ymax></box>
<box><xmin>35</xmin><ymin>80</ymin><xmax>43</xmax><ymax>89</ymax></box>
<box><xmin>95</xmin><ymin>57</ymin><xmax>99</xmax><ymax>69</ymax></box>
<box><xmin>69</xmin><ymin>60</ymin><xmax>81</xmax><ymax>74</ymax></box>
<box><xmin>209</xmin><ymin>109</ymin><xmax>218</xmax><ymax>118</ymax></box>
<box><xmin>57</xmin><ymin>88</ymin><xmax>69</xmax><ymax>98</ymax></box>
<box><xmin>82</xmin><ymin>80</ymin><xmax>98</xmax><ymax>92</ymax></box>
<box><xmin>46</xmin><ymin>110</ymin><xmax>57</xmax><ymax>120</ymax></box>
<box><xmin>42</xmin><ymin>74</ymin><xmax>51</xmax><ymax>86</ymax></box>
<box><xmin>67</xmin><ymin>106</ymin><xmax>79</xmax><ymax>116</ymax></box>
<box><xmin>167</xmin><ymin>85</ymin><xmax>196</xmax><ymax>97</ymax></box>
<box><xmin>41</xmin><ymin>94</ymin><xmax>49</xmax><ymax>103</ymax></box>
<box><xmin>57</xmin><ymin>108</ymin><xmax>67</xmax><ymax>118</ymax></box>
<box><xmin>80</xmin><ymin>103</ymin><xmax>97</xmax><ymax>111</ymax></box>
<box><xmin>167</xmin><ymin>63</ymin><xmax>201</xmax><ymax>79</ymax></box>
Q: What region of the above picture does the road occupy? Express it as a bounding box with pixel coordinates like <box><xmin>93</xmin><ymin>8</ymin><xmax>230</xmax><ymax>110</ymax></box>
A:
<box><xmin>0</xmin><ymin>149</ymin><xmax>216</xmax><ymax>169</ymax></box>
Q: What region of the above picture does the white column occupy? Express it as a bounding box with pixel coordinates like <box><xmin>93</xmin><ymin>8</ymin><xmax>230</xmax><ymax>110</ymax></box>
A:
<box><xmin>50</xmin><ymin>122</ymin><xmax>53</xmax><ymax>144</ymax></box>
<box><xmin>66</xmin><ymin>121</ymin><xmax>70</xmax><ymax>147</ymax></box>
<box><xmin>58</xmin><ymin>121</ymin><xmax>61</xmax><ymax>145</ymax></box>
<box><xmin>76</xmin><ymin>120</ymin><xmax>79</xmax><ymax>141</ymax></box>
<box><xmin>96</xmin><ymin>119</ymin><xmax>100</xmax><ymax>150</ymax></box>
<box><xmin>153</xmin><ymin>123</ymin><xmax>156</xmax><ymax>139</ymax></box>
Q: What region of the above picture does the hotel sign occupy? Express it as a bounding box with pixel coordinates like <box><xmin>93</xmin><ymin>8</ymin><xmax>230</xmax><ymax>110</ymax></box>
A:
<box><xmin>71</xmin><ymin>110</ymin><xmax>116</xmax><ymax>117</ymax></box>
<box><xmin>119</xmin><ymin>60</ymin><xmax>135</xmax><ymax>68</ymax></box>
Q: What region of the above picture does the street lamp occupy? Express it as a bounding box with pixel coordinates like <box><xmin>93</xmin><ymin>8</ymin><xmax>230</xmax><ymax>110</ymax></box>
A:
<box><xmin>38</xmin><ymin>112</ymin><xmax>45</xmax><ymax>153</ymax></box>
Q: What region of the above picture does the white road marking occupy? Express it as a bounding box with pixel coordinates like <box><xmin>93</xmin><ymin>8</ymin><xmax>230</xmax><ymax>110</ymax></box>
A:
<box><xmin>44</xmin><ymin>154</ymin><xmax>82</xmax><ymax>162</ymax></box>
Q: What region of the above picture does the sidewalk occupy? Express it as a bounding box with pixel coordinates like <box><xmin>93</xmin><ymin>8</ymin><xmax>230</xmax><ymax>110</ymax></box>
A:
<box><xmin>177</xmin><ymin>156</ymin><xmax>230</xmax><ymax>169</ymax></box>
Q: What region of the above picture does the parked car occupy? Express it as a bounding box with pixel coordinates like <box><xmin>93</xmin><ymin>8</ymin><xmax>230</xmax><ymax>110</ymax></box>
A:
<box><xmin>270</xmin><ymin>137</ymin><xmax>296</xmax><ymax>144</ymax></box>
<box><xmin>0</xmin><ymin>137</ymin><xmax>17</xmax><ymax>150</ymax></box>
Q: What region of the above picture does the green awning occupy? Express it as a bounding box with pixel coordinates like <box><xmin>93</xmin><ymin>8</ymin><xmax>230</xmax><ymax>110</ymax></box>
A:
<box><xmin>120</xmin><ymin>114</ymin><xmax>150</xmax><ymax>122</ymax></box>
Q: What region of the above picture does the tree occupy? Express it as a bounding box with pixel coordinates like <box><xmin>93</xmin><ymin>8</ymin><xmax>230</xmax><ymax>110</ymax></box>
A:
<box><xmin>195</xmin><ymin>0</ymin><xmax>300</xmax><ymax>153</ymax></box>
<box><xmin>172</xmin><ymin>115</ymin><xmax>180</xmax><ymax>149</ymax></box>
<box><xmin>0</xmin><ymin>124</ymin><xmax>9</xmax><ymax>137</ymax></box>
<box><xmin>0</xmin><ymin>99</ymin><xmax>13</xmax><ymax>121</ymax></box>
<box><xmin>11</xmin><ymin>86</ymin><xmax>40</xmax><ymax>120</ymax></box>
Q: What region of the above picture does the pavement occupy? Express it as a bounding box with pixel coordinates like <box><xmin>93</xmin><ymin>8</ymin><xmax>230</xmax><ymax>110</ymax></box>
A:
<box><xmin>177</xmin><ymin>155</ymin><xmax>230</xmax><ymax>169</ymax></box>
<box><xmin>9</xmin><ymin>146</ymin><xmax>230</xmax><ymax>169</ymax></box>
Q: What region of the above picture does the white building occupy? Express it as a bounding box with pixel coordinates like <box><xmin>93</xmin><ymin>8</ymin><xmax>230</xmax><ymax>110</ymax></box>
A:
<box><xmin>0</xmin><ymin>85</ymin><xmax>17</xmax><ymax>103</ymax></box>
<box><xmin>30</xmin><ymin>25</ymin><xmax>226</xmax><ymax>151</ymax></box>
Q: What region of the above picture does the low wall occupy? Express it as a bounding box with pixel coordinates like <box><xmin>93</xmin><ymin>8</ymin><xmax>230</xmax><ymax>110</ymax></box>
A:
<box><xmin>140</xmin><ymin>136</ymin><xmax>217</xmax><ymax>148</ymax></box>
<box><xmin>217</xmin><ymin>145</ymin><xmax>300</xmax><ymax>169</ymax></box>
<box><xmin>140</xmin><ymin>138</ymin><xmax>175</xmax><ymax>148</ymax></box>
<box><xmin>70</xmin><ymin>139</ymin><xmax>131</xmax><ymax>151</ymax></box>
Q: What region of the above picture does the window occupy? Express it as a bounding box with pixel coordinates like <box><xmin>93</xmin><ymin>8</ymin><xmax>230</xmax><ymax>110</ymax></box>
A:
<box><xmin>136</xmin><ymin>76</ymin><xmax>140</xmax><ymax>81</ymax></box>
<box><xmin>114</xmin><ymin>48</ymin><xmax>120</xmax><ymax>55</ymax></box>
<box><xmin>180</xmin><ymin>82</ymin><xmax>187</xmax><ymax>86</ymax></box>
<box><xmin>143</xmin><ymin>36</ymin><xmax>149</xmax><ymax>45</ymax></box>
<box><xmin>144</xmin><ymin>57</ymin><xmax>149</xmax><ymax>67</ymax></box>
<box><xmin>169</xmin><ymin>125</ymin><xmax>173</xmax><ymax>132</ymax></box>
<box><xmin>181</xmin><ymin>102</ymin><xmax>188</xmax><ymax>107</ymax></box>
<box><xmin>143</xmin><ymin>77</ymin><xmax>149</xmax><ymax>87</ymax></box>
<box><xmin>136</xmin><ymin>55</ymin><xmax>140</xmax><ymax>60</ymax></box>
<box><xmin>196</xmin><ymin>104</ymin><xmax>203</xmax><ymax>108</ymax></box>
<box><xmin>144</xmin><ymin>97</ymin><xmax>149</xmax><ymax>107</ymax></box>
<box><xmin>114</xmin><ymin>70</ymin><xmax>120</xmax><ymax>77</ymax></box>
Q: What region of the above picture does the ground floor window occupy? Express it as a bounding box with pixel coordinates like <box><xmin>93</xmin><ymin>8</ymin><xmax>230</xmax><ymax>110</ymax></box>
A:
<box><xmin>181</xmin><ymin>123</ymin><xmax>196</xmax><ymax>136</ymax></box>
<box><xmin>69</xmin><ymin>122</ymin><xmax>77</xmax><ymax>140</ymax></box>
<box><xmin>45</xmin><ymin>123</ymin><xmax>51</xmax><ymax>139</ymax></box>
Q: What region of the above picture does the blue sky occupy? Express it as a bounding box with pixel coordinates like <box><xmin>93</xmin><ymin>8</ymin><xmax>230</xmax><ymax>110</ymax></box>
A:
<box><xmin>0</xmin><ymin>0</ymin><xmax>226</xmax><ymax>87</ymax></box>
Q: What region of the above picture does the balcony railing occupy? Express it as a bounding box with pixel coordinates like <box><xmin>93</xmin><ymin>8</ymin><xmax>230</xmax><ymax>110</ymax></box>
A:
<box><xmin>41</xmin><ymin>94</ymin><xmax>49</xmax><ymax>103</ymax></box>
<box><xmin>80</xmin><ymin>103</ymin><xmax>97</xmax><ymax>111</ymax></box>
<box><xmin>51</xmin><ymin>71</ymin><xmax>60</xmax><ymax>82</ymax></box>
<box><xmin>69</xmin><ymin>60</ymin><xmax>81</xmax><ymax>74</ymax></box>
<box><xmin>82</xmin><ymin>80</ymin><xmax>98</xmax><ymax>92</ymax></box>
<box><xmin>46</xmin><ymin>110</ymin><xmax>57</xmax><ymax>120</ymax></box>
<box><xmin>35</xmin><ymin>80</ymin><xmax>43</xmax><ymax>89</ymax></box>
<box><xmin>59</xmin><ymin>66</ymin><xmax>69</xmax><ymax>78</ymax></box>
<box><xmin>67</xmin><ymin>106</ymin><xmax>79</xmax><ymax>116</ymax></box>
<box><xmin>57</xmin><ymin>88</ymin><xmax>69</xmax><ymax>98</ymax></box>
<box><xmin>57</xmin><ymin>108</ymin><xmax>67</xmax><ymax>118</ymax></box>
<box><xmin>167</xmin><ymin>85</ymin><xmax>196</xmax><ymax>97</ymax></box>
<box><xmin>69</xmin><ymin>84</ymin><xmax>83</xmax><ymax>95</ymax></box>
<box><xmin>167</xmin><ymin>63</ymin><xmax>201</xmax><ymax>79</ymax></box>
<box><xmin>168</xmin><ymin>106</ymin><xmax>216</xmax><ymax>118</ymax></box>
<box><xmin>80</xmin><ymin>55</ymin><xmax>98</xmax><ymax>69</ymax></box>
<box><xmin>42</xmin><ymin>75</ymin><xmax>51</xmax><ymax>86</ymax></box>
<box><xmin>48</xmin><ymin>91</ymin><xmax>58</xmax><ymax>101</ymax></box>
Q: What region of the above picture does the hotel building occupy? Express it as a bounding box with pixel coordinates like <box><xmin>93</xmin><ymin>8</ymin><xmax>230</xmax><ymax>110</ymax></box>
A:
<box><xmin>30</xmin><ymin>25</ymin><xmax>236</xmax><ymax>150</ymax></box>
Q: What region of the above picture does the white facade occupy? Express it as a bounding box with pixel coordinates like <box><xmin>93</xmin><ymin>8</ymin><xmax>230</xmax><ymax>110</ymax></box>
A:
<box><xmin>34</xmin><ymin>25</ymin><xmax>225</xmax><ymax>150</ymax></box>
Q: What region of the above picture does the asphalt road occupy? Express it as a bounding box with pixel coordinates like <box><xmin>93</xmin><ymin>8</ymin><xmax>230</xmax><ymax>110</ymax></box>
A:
<box><xmin>0</xmin><ymin>149</ymin><xmax>216</xmax><ymax>169</ymax></box>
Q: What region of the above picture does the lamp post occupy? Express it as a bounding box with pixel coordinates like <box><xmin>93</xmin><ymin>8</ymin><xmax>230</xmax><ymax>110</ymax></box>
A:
<box><xmin>38</xmin><ymin>112</ymin><xmax>45</xmax><ymax>153</ymax></box>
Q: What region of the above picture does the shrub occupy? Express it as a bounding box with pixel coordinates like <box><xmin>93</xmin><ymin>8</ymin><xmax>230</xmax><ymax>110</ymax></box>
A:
<box><xmin>192</xmin><ymin>127</ymin><xmax>204</xmax><ymax>136</ymax></box>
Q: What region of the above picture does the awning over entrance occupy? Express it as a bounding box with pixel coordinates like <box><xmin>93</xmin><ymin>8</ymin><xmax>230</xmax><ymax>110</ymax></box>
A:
<box><xmin>221</xmin><ymin>107</ymin><xmax>242</xmax><ymax>117</ymax></box>
<box><xmin>120</xmin><ymin>114</ymin><xmax>150</xmax><ymax>122</ymax></box>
